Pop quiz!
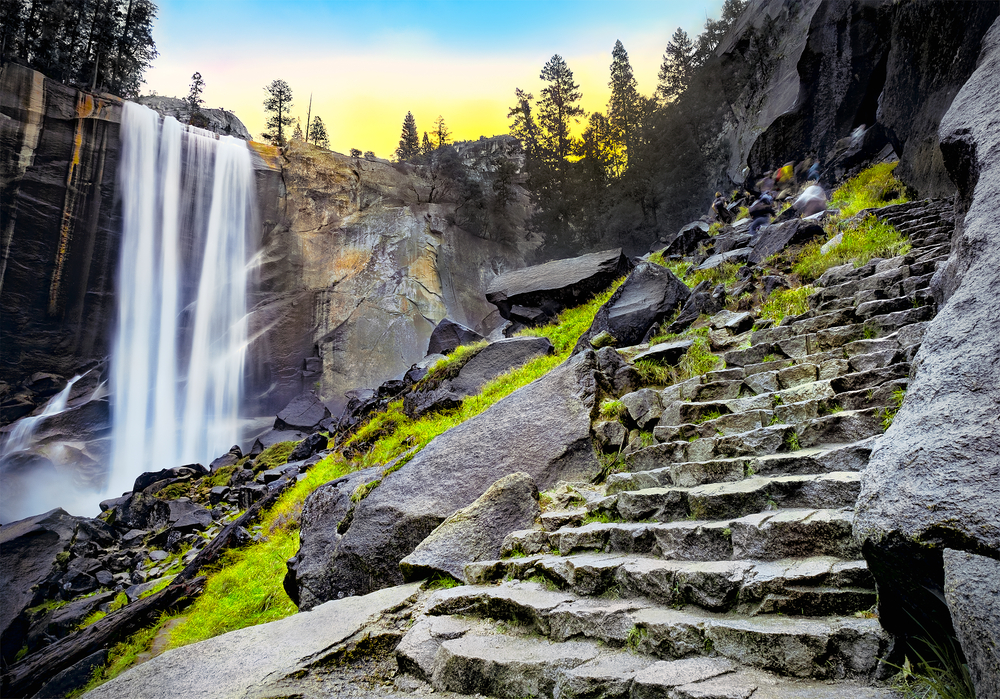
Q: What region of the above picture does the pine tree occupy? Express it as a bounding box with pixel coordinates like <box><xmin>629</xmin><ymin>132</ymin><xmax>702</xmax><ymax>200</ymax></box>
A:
<box><xmin>657</xmin><ymin>27</ymin><xmax>696</xmax><ymax>103</ymax></box>
<box><xmin>694</xmin><ymin>0</ymin><xmax>747</xmax><ymax>65</ymax></box>
<box><xmin>188</xmin><ymin>71</ymin><xmax>205</xmax><ymax>111</ymax></box>
<box><xmin>291</xmin><ymin>119</ymin><xmax>304</xmax><ymax>142</ymax></box>
<box><xmin>608</xmin><ymin>40</ymin><xmax>641</xmax><ymax>172</ymax></box>
<box><xmin>538</xmin><ymin>54</ymin><xmax>584</xmax><ymax>163</ymax></box>
<box><xmin>421</xmin><ymin>132</ymin><xmax>432</xmax><ymax>156</ymax></box>
<box><xmin>433</xmin><ymin>115</ymin><xmax>451</xmax><ymax>149</ymax></box>
<box><xmin>396</xmin><ymin>111</ymin><xmax>419</xmax><ymax>161</ymax></box>
<box><xmin>310</xmin><ymin>116</ymin><xmax>329</xmax><ymax>148</ymax></box>
<box><xmin>507</xmin><ymin>88</ymin><xmax>540</xmax><ymax>161</ymax></box>
<box><xmin>262</xmin><ymin>79</ymin><xmax>294</xmax><ymax>146</ymax></box>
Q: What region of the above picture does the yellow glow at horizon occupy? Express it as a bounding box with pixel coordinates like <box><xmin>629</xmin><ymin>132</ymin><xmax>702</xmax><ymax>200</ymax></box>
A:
<box><xmin>143</xmin><ymin>29</ymin><xmax>672</xmax><ymax>157</ymax></box>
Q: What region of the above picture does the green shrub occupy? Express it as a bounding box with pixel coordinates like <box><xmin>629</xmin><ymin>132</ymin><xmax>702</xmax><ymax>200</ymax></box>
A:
<box><xmin>599</xmin><ymin>399</ymin><xmax>626</xmax><ymax>420</ymax></box>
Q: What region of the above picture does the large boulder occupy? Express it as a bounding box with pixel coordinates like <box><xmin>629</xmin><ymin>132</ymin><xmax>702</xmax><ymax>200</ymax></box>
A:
<box><xmin>289</xmin><ymin>351</ymin><xmax>605</xmax><ymax>607</ymax></box>
<box><xmin>399</xmin><ymin>472</ymin><xmax>540</xmax><ymax>583</ymax></box>
<box><xmin>448</xmin><ymin>337</ymin><xmax>553</xmax><ymax>395</ymax></box>
<box><xmin>855</xmin><ymin>16</ymin><xmax>1000</xmax><ymax>656</ymax></box>
<box><xmin>573</xmin><ymin>263</ymin><xmax>691</xmax><ymax>353</ymax></box>
<box><xmin>486</xmin><ymin>249</ymin><xmax>633</xmax><ymax>326</ymax></box>
<box><xmin>427</xmin><ymin>319</ymin><xmax>484</xmax><ymax>355</ymax></box>
<box><xmin>0</xmin><ymin>508</ymin><xmax>87</xmax><ymax>664</ymax></box>
<box><xmin>747</xmin><ymin>219</ymin><xmax>824</xmax><ymax>264</ymax></box>
<box><xmin>273</xmin><ymin>392</ymin><xmax>330</xmax><ymax>432</ymax></box>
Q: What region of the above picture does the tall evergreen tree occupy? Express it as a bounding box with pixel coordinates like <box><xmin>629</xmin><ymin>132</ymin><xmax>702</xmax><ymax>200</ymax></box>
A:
<box><xmin>608</xmin><ymin>40</ymin><xmax>641</xmax><ymax>173</ymax></box>
<box><xmin>262</xmin><ymin>79</ymin><xmax>294</xmax><ymax>146</ymax></box>
<box><xmin>188</xmin><ymin>71</ymin><xmax>205</xmax><ymax>111</ymax></box>
<box><xmin>291</xmin><ymin>119</ymin><xmax>304</xmax><ymax>141</ymax></box>
<box><xmin>538</xmin><ymin>54</ymin><xmax>584</xmax><ymax>163</ymax></box>
<box><xmin>507</xmin><ymin>88</ymin><xmax>540</xmax><ymax>161</ymax></box>
<box><xmin>396</xmin><ymin>111</ymin><xmax>419</xmax><ymax>161</ymax></box>
<box><xmin>421</xmin><ymin>132</ymin><xmax>432</xmax><ymax>156</ymax></box>
<box><xmin>657</xmin><ymin>27</ymin><xmax>696</xmax><ymax>103</ymax></box>
<box><xmin>309</xmin><ymin>116</ymin><xmax>329</xmax><ymax>148</ymax></box>
<box><xmin>433</xmin><ymin>115</ymin><xmax>451</xmax><ymax>149</ymax></box>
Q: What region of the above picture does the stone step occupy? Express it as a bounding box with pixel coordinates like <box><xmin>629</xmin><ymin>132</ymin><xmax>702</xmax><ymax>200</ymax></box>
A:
<box><xmin>604</xmin><ymin>472</ymin><xmax>860</xmax><ymax>523</ymax></box>
<box><xmin>423</xmin><ymin>582</ymin><xmax>890</xmax><ymax>680</ymax></box>
<box><xmin>503</xmin><ymin>505</ymin><xmax>864</xmax><ymax>565</ymax></box>
<box><xmin>609</xmin><ymin>439</ymin><xmax>873</xmax><ymax>494</ymax></box>
<box><xmin>471</xmin><ymin>553</ymin><xmax>874</xmax><ymax>618</ymax></box>
<box><xmin>796</xmin><ymin>408</ymin><xmax>884</xmax><ymax>447</ymax></box>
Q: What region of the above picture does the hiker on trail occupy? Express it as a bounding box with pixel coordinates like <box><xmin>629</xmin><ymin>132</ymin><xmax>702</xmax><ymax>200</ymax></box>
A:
<box><xmin>794</xmin><ymin>184</ymin><xmax>828</xmax><ymax>217</ymax></box>
<box><xmin>748</xmin><ymin>191</ymin><xmax>775</xmax><ymax>236</ymax></box>
<box><xmin>712</xmin><ymin>192</ymin><xmax>733</xmax><ymax>224</ymax></box>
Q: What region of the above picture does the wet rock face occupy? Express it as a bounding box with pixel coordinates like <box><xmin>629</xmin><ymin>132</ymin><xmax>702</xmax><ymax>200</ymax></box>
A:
<box><xmin>0</xmin><ymin>63</ymin><xmax>122</xmax><ymax>391</ymax></box>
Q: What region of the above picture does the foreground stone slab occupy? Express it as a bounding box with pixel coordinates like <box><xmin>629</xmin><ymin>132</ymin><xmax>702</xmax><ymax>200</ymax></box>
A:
<box><xmin>80</xmin><ymin>583</ymin><xmax>421</xmax><ymax>699</ymax></box>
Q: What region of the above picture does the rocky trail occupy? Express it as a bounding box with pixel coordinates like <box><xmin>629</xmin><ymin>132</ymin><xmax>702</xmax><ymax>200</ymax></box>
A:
<box><xmin>380</xmin><ymin>200</ymin><xmax>955</xmax><ymax>698</ymax></box>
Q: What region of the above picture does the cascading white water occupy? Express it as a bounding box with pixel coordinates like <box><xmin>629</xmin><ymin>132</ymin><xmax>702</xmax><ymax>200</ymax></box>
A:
<box><xmin>106</xmin><ymin>102</ymin><xmax>255</xmax><ymax>500</ymax></box>
<box><xmin>0</xmin><ymin>374</ymin><xmax>85</xmax><ymax>456</ymax></box>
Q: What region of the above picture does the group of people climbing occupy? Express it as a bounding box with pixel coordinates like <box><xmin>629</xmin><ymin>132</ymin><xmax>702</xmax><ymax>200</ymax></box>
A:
<box><xmin>710</xmin><ymin>157</ymin><xmax>828</xmax><ymax>236</ymax></box>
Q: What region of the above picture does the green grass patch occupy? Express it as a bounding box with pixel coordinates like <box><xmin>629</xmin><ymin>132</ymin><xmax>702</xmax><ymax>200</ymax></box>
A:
<box><xmin>637</xmin><ymin>327</ymin><xmax>721</xmax><ymax>388</ymax></box>
<box><xmin>829</xmin><ymin>162</ymin><xmax>908</xmax><ymax>218</ymax></box>
<box><xmin>424</xmin><ymin>574</ymin><xmax>461</xmax><ymax>590</ymax></box>
<box><xmin>759</xmin><ymin>286</ymin><xmax>813</xmax><ymax>325</ymax></box>
<box><xmin>599</xmin><ymin>398</ymin><xmax>626</xmax><ymax>420</ymax></box>
<box><xmin>252</xmin><ymin>441</ymin><xmax>297</xmax><ymax>473</ymax></box>
<box><xmin>793</xmin><ymin>215</ymin><xmax>910</xmax><ymax>282</ymax></box>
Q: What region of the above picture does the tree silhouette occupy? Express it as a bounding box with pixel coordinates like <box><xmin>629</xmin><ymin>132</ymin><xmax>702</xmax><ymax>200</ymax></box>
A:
<box><xmin>187</xmin><ymin>71</ymin><xmax>204</xmax><ymax>111</ymax></box>
<box><xmin>538</xmin><ymin>54</ymin><xmax>584</xmax><ymax>163</ymax></box>
<box><xmin>608</xmin><ymin>40</ymin><xmax>640</xmax><ymax>172</ymax></box>
<box><xmin>262</xmin><ymin>79</ymin><xmax>293</xmax><ymax>146</ymax></box>
<box><xmin>434</xmin><ymin>115</ymin><xmax>451</xmax><ymax>149</ymax></box>
<box><xmin>657</xmin><ymin>28</ymin><xmax>696</xmax><ymax>103</ymax></box>
<box><xmin>310</xmin><ymin>116</ymin><xmax>329</xmax><ymax>148</ymax></box>
<box><xmin>396</xmin><ymin>111</ymin><xmax>419</xmax><ymax>161</ymax></box>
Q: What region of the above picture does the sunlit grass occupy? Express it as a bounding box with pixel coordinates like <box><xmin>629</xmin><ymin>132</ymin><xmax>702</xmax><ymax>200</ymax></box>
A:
<box><xmin>635</xmin><ymin>327</ymin><xmax>721</xmax><ymax>387</ymax></box>
<box><xmin>830</xmin><ymin>161</ymin><xmax>908</xmax><ymax>218</ymax></box>
<box><xmin>793</xmin><ymin>215</ymin><xmax>910</xmax><ymax>281</ymax></box>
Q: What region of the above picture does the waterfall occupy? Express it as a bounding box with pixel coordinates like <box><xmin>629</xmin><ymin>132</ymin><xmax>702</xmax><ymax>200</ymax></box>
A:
<box><xmin>0</xmin><ymin>374</ymin><xmax>85</xmax><ymax>456</ymax></box>
<box><xmin>106</xmin><ymin>102</ymin><xmax>255</xmax><ymax>500</ymax></box>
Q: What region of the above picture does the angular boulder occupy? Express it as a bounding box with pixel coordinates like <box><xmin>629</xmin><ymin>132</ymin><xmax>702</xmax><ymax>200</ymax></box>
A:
<box><xmin>855</xmin><ymin>18</ymin><xmax>1000</xmax><ymax>651</ymax></box>
<box><xmin>289</xmin><ymin>351</ymin><xmax>604</xmax><ymax>606</ymax></box>
<box><xmin>448</xmin><ymin>337</ymin><xmax>553</xmax><ymax>395</ymax></box>
<box><xmin>747</xmin><ymin>219</ymin><xmax>825</xmax><ymax>264</ymax></box>
<box><xmin>427</xmin><ymin>319</ymin><xmax>484</xmax><ymax>355</ymax></box>
<box><xmin>573</xmin><ymin>263</ymin><xmax>691</xmax><ymax>353</ymax></box>
<box><xmin>486</xmin><ymin>249</ymin><xmax>632</xmax><ymax>326</ymax></box>
<box><xmin>273</xmin><ymin>392</ymin><xmax>330</xmax><ymax>432</ymax></box>
<box><xmin>0</xmin><ymin>508</ymin><xmax>86</xmax><ymax>664</ymax></box>
<box><xmin>661</xmin><ymin>221</ymin><xmax>711</xmax><ymax>256</ymax></box>
<box><xmin>399</xmin><ymin>472</ymin><xmax>539</xmax><ymax>583</ymax></box>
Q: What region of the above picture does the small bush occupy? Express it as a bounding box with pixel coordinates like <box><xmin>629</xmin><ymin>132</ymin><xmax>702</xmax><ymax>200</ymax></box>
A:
<box><xmin>760</xmin><ymin>286</ymin><xmax>813</xmax><ymax>325</ymax></box>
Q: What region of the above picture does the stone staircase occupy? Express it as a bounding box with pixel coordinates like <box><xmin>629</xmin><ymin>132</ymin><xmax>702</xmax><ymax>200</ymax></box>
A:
<box><xmin>393</xmin><ymin>200</ymin><xmax>954</xmax><ymax>698</ymax></box>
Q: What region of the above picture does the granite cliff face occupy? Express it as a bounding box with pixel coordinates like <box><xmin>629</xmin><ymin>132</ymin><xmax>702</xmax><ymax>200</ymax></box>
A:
<box><xmin>247</xmin><ymin>140</ymin><xmax>535</xmax><ymax>414</ymax></box>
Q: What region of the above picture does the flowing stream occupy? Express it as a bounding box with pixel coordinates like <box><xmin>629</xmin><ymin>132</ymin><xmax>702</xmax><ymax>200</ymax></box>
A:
<box><xmin>105</xmin><ymin>102</ymin><xmax>255</xmax><ymax>500</ymax></box>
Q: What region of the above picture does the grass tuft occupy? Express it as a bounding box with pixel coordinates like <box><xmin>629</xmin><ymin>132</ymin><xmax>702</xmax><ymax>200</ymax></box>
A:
<box><xmin>760</xmin><ymin>286</ymin><xmax>813</xmax><ymax>325</ymax></box>
<box><xmin>794</xmin><ymin>215</ymin><xmax>910</xmax><ymax>282</ymax></box>
<box><xmin>829</xmin><ymin>161</ymin><xmax>908</xmax><ymax>218</ymax></box>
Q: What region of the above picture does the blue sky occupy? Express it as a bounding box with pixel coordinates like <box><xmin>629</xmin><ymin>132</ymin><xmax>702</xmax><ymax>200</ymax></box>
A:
<box><xmin>144</xmin><ymin>0</ymin><xmax>727</xmax><ymax>154</ymax></box>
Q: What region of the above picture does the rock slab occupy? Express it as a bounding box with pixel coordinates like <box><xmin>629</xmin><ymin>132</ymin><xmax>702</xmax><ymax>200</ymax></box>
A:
<box><xmin>943</xmin><ymin>549</ymin><xmax>1000</xmax><ymax>699</ymax></box>
<box><xmin>80</xmin><ymin>583</ymin><xmax>421</xmax><ymax>699</ymax></box>
<box><xmin>399</xmin><ymin>471</ymin><xmax>540</xmax><ymax>582</ymax></box>
<box><xmin>289</xmin><ymin>351</ymin><xmax>604</xmax><ymax>605</ymax></box>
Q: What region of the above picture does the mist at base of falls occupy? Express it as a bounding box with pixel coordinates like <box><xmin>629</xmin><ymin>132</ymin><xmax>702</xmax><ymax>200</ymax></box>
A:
<box><xmin>0</xmin><ymin>102</ymin><xmax>257</xmax><ymax>524</ymax></box>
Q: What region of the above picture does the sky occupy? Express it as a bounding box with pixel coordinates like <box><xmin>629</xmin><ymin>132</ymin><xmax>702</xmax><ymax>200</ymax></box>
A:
<box><xmin>143</xmin><ymin>0</ymin><xmax>728</xmax><ymax>157</ymax></box>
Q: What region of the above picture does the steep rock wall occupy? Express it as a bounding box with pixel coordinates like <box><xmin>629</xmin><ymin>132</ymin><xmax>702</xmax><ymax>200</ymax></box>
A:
<box><xmin>0</xmin><ymin>63</ymin><xmax>122</xmax><ymax>392</ymax></box>
<box><xmin>855</xmin><ymin>14</ymin><xmax>1000</xmax><ymax>662</ymax></box>
<box><xmin>247</xmin><ymin>142</ymin><xmax>533</xmax><ymax>414</ymax></box>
